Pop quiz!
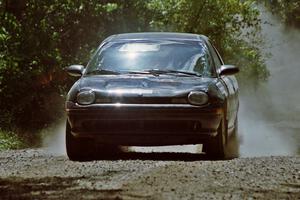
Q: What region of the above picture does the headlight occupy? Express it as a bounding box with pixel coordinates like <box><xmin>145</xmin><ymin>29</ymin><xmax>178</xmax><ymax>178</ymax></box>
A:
<box><xmin>188</xmin><ymin>91</ymin><xmax>208</xmax><ymax>106</ymax></box>
<box><xmin>77</xmin><ymin>90</ymin><xmax>95</xmax><ymax>105</ymax></box>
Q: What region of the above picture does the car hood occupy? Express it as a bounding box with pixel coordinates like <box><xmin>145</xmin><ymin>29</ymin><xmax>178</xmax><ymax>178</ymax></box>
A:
<box><xmin>79</xmin><ymin>75</ymin><xmax>216</xmax><ymax>97</ymax></box>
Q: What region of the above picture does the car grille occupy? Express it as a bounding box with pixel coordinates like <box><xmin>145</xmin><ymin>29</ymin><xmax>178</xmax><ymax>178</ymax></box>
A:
<box><xmin>95</xmin><ymin>97</ymin><xmax>188</xmax><ymax>104</ymax></box>
<box><xmin>82</xmin><ymin>120</ymin><xmax>202</xmax><ymax>134</ymax></box>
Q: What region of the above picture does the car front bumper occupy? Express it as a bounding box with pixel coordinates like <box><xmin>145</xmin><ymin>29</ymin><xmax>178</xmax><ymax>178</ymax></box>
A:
<box><xmin>66</xmin><ymin>101</ymin><xmax>224</xmax><ymax>146</ymax></box>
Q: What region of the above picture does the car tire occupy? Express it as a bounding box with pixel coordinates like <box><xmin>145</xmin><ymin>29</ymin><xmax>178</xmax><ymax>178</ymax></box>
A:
<box><xmin>203</xmin><ymin>119</ymin><xmax>226</xmax><ymax>159</ymax></box>
<box><xmin>203</xmin><ymin>117</ymin><xmax>239</xmax><ymax>159</ymax></box>
<box><xmin>66</xmin><ymin>121</ymin><xmax>95</xmax><ymax>161</ymax></box>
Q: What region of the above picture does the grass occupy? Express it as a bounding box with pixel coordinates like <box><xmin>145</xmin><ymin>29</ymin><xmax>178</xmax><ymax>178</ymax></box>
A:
<box><xmin>0</xmin><ymin>129</ymin><xmax>27</xmax><ymax>150</ymax></box>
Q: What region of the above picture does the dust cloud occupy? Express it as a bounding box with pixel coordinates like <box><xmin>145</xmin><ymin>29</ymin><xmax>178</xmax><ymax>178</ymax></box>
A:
<box><xmin>239</xmin><ymin>7</ymin><xmax>300</xmax><ymax>157</ymax></box>
<box><xmin>42</xmin><ymin>119</ymin><xmax>66</xmax><ymax>156</ymax></box>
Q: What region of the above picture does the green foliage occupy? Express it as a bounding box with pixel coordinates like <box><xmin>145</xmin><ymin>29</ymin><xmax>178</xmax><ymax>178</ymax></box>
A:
<box><xmin>263</xmin><ymin>0</ymin><xmax>300</xmax><ymax>28</ymax></box>
<box><xmin>0</xmin><ymin>0</ymin><xmax>269</xmax><ymax>133</ymax></box>
<box><xmin>0</xmin><ymin>129</ymin><xmax>27</xmax><ymax>150</ymax></box>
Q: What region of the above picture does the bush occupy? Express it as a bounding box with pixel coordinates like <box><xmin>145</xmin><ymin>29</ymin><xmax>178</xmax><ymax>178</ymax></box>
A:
<box><xmin>0</xmin><ymin>129</ymin><xmax>27</xmax><ymax>150</ymax></box>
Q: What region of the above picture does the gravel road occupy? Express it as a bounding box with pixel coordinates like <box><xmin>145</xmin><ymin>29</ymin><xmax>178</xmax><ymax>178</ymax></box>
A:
<box><xmin>0</xmin><ymin>149</ymin><xmax>299</xmax><ymax>199</ymax></box>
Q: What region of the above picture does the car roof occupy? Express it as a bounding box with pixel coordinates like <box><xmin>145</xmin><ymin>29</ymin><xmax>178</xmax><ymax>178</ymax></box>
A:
<box><xmin>105</xmin><ymin>32</ymin><xmax>208</xmax><ymax>42</ymax></box>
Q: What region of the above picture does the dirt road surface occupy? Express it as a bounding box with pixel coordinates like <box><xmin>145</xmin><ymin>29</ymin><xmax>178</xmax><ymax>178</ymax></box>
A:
<box><xmin>0</xmin><ymin>149</ymin><xmax>299</xmax><ymax>199</ymax></box>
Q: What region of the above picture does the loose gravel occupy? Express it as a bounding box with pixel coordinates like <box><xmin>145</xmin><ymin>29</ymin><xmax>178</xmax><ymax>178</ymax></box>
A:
<box><xmin>0</xmin><ymin>149</ymin><xmax>299</xmax><ymax>199</ymax></box>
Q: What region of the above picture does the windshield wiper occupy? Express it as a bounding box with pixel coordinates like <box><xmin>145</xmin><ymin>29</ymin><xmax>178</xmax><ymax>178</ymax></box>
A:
<box><xmin>125</xmin><ymin>70</ymin><xmax>159</xmax><ymax>76</ymax></box>
<box><xmin>85</xmin><ymin>69</ymin><xmax>120</xmax><ymax>75</ymax></box>
<box><xmin>86</xmin><ymin>69</ymin><xmax>202</xmax><ymax>77</ymax></box>
<box><xmin>146</xmin><ymin>69</ymin><xmax>202</xmax><ymax>77</ymax></box>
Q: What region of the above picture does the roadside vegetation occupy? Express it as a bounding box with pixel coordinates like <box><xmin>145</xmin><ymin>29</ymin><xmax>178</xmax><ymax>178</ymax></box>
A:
<box><xmin>0</xmin><ymin>129</ymin><xmax>26</xmax><ymax>150</ymax></box>
<box><xmin>0</xmin><ymin>0</ymin><xmax>297</xmax><ymax>150</ymax></box>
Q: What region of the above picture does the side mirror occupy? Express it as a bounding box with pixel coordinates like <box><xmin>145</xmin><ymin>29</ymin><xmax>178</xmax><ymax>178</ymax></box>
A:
<box><xmin>66</xmin><ymin>65</ymin><xmax>84</xmax><ymax>77</ymax></box>
<box><xmin>219</xmin><ymin>65</ymin><xmax>239</xmax><ymax>76</ymax></box>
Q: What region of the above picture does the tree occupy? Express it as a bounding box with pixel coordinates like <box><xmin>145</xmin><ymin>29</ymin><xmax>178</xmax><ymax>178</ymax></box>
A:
<box><xmin>263</xmin><ymin>0</ymin><xmax>300</xmax><ymax>28</ymax></box>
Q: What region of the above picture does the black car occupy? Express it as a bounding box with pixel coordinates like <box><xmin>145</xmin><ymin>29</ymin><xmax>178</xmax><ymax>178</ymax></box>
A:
<box><xmin>65</xmin><ymin>32</ymin><xmax>239</xmax><ymax>160</ymax></box>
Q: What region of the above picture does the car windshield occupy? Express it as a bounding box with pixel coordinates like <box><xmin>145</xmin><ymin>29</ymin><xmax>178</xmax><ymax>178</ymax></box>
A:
<box><xmin>85</xmin><ymin>40</ymin><xmax>215</xmax><ymax>77</ymax></box>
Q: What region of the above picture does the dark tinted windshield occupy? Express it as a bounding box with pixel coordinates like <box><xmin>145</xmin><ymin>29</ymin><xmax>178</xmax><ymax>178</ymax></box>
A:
<box><xmin>86</xmin><ymin>40</ymin><xmax>215</xmax><ymax>77</ymax></box>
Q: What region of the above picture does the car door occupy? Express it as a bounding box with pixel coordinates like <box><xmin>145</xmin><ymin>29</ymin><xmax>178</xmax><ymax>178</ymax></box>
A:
<box><xmin>221</xmin><ymin>75</ymin><xmax>238</xmax><ymax>129</ymax></box>
<box><xmin>206</xmin><ymin>41</ymin><xmax>238</xmax><ymax>130</ymax></box>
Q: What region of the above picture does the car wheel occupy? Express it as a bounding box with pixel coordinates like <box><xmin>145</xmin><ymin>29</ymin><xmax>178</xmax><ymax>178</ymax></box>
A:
<box><xmin>203</xmin><ymin>117</ymin><xmax>240</xmax><ymax>159</ymax></box>
<box><xmin>203</xmin><ymin>119</ymin><xmax>226</xmax><ymax>159</ymax></box>
<box><xmin>66</xmin><ymin>121</ymin><xmax>95</xmax><ymax>161</ymax></box>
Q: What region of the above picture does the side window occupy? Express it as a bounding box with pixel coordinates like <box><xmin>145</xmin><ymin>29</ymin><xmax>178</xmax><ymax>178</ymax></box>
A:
<box><xmin>206</xmin><ymin>41</ymin><xmax>223</xmax><ymax>71</ymax></box>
